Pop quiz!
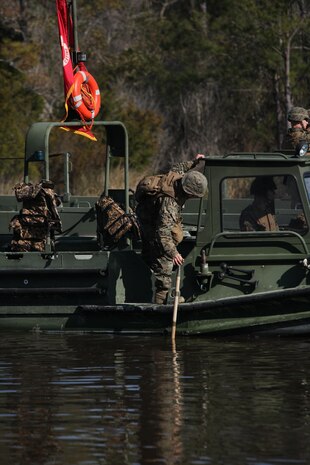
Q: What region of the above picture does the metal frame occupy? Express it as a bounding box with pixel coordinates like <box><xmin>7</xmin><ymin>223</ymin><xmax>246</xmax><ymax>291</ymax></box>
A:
<box><xmin>24</xmin><ymin>120</ymin><xmax>130</xmax><ymax>212</ymax></box>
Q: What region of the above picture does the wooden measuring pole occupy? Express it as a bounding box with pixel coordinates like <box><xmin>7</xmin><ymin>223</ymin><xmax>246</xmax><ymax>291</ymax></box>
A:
<box><xmin>171</xmin><ymin>266</ymin><xmax>181</xmax><ymax>340</ymax></box>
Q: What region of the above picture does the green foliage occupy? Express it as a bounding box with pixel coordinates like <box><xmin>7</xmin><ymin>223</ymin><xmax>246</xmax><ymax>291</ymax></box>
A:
<box><xmin>1</xmin><ymin>0</ymin><xmax>310</xmax><ymax>188</ymax></box>
<box><xmin>112</xmin><ymin>10</ymin><xmax>212</xmax><ymax>103</ymax></box>
<box><xmin>118</xmin><ymin>103</ymin><xmax>162</xmax><ymax>169</ymax></box>
<box><xmin>0</xmin><ymin>62</ymin><xmax>44</xmax><ymax>181</ymax></box>
<box><xmin>0</xmin><ymin>7</ymin><xmax>44</xmax><ymax>184</ymax></box>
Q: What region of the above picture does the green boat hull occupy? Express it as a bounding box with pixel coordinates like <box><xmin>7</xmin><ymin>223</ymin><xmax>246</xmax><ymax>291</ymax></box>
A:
<box><xmin>1</xmin><ymin>287</ymin><xmax>310</xmax><ymax>336</ymax></box>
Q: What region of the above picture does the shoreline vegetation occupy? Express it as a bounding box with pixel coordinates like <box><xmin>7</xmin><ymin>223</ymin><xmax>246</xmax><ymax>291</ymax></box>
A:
<box><xmin>1</xmin><ymin>1</ymin><xmax>310</xmax><ymax>184</ymax></box>
<box><xmin>0</xmin><ymin>165</ymin><xmax>149</xmax><ymax>196</ymax></box>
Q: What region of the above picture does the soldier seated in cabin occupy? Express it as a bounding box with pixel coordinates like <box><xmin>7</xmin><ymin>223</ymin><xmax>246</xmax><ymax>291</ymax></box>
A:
<box><xmin>239</xmin><ymin>176</ymin><xmax>279</xmax><ymax>232</ymax></box>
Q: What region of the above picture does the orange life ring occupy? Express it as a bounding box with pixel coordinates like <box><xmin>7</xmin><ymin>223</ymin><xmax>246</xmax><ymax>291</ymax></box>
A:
<box><xmin>72</xmin><ymin>70</ymin><xmax>101</xmax><ymax>120</ymax></box>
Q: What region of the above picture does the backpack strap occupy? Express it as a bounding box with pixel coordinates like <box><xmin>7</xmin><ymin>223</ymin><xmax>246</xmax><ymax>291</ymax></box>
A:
<box><xmin>159</xmin><ymin>171</ymin><xmax>183</xmax><ymax>198</ymax></box>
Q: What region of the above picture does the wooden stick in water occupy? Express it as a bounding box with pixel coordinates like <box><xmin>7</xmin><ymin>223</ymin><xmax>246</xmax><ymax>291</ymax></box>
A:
<box><xmin>171</xmin><ymin>266</ymin><xmax>181</xmax><ymax>340</ymax></box>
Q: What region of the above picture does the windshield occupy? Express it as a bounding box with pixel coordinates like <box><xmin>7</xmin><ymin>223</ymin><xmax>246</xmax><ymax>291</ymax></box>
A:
<box><xmin>221</xmin><ymin>175</ymin><xmax>307</xmax><ymax>233</ymax></box>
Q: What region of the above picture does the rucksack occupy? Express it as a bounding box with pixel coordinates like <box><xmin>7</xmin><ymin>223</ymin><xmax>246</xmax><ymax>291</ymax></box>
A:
<box><xmin>135</xmin><ymin>171</ymin><xmax>182</xmax><ymax>203</ymax></box>
<box><xmin>9</xmin><ymin>180</ymin><xmax>62</xmax><ymax>252</ymax></box>
<box><xmin>95</xmin><ymin>195</ymin><xmax>141</xmax><ymax>248</ymax></box>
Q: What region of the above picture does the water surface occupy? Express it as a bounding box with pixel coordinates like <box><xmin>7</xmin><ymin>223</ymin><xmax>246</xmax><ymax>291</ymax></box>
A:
<box><xmin>1</xmin><ymin>332</ymin><xmax>310</xmax><ymax>465</ymax></box>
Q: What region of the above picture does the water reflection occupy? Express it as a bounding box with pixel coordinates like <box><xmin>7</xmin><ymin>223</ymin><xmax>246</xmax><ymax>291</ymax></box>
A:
<box><xmin>0</xmin><ymin>333</ymin><xmax>310</xmax><ymax>465</ymax></box>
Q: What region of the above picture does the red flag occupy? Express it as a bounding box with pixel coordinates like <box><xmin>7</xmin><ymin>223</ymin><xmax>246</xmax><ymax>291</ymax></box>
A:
<box><xmin>56</xmin><ymin>0</ymin><xmax>98</xmax><ymax>141</ymax></box>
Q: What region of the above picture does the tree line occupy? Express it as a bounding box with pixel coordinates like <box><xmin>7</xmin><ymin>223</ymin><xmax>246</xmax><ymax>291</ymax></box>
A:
<box><xmin>0</xmin><ymin>0</ymin><xmax>310</xmax><ymax>191</ymax></box>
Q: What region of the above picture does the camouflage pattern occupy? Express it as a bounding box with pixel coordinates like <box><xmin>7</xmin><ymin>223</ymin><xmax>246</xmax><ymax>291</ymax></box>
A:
<box><xmin>10</xmin><ymin>213</ymin><xmax>47</xmax><ymax>239</ymax></box>
<box><xmin>136</xmin><ymin>159</ymin><xmax>200</xmax><ymax>304</ymax></box>
<box><xmin>14</xmin><ymin>182</ymin><xmax>42</xmax><ymax>201</ymax></box>
<box><xmin>171</xmin><ymin>160</ymin><xmax>198</xmax><ymax>175</ymax></box>
<box><xmin>10</xmin><ymin>212</ymin><xmax>48</xmax><ymax>252</ymax></box>
<box><xmin>137</xmin><ymin>195</ymin><xmax>184</xmax><ymax>304</ymax></box>
<box><xmin>287</xmin><ymin>107</ymin><xmax>309</xmax><ymax>122</ymax></box>
<box><xmin>96</xmin><ymin>195</ymin><xmax>140</xmax><ymax>247</ymax></box>
<box><xmin>9</xmin><ymin>181</ymin><xmax>62</xmax><ymax>252</ymax></box>
<box><xmin>41</xmin><ymin>186</ymin><xmax>62</xmax><ymax>232</ymax></box>
<box><xmin>239</xmin><ymin>204</ymin><xmax>279</xmax><ymax>232</ymax></box>
<box><xmin>135</xmin><ymin>171</ymin><xmax>183</xmax><ymax>202</ymax></box>
<box><xmin>181</xmin><ymin>171</ymin><xmax>208</xmax><ymax>197</ymax></box>
<box><xmin>10</xmin><ymin>239</ymin><xmax>46</xmax><ymax>252</ymax></box>
<box><xmin>283</xmin><ymin>128</ymin><xmax>310</xmax><ymax>150</ymax></box>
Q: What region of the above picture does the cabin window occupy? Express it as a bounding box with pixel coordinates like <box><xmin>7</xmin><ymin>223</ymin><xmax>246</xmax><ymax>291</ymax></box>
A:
<box><xmin>221</xmin><ymin>175</ymin><xmax>308</xmax><ymax>233</ymax></box>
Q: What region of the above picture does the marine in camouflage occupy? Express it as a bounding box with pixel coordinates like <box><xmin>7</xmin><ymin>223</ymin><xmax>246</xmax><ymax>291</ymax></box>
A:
<box><xmin>283</xmin><ymin>128</ymin><xmax>310</xmax><ymax>151</ymax></box>
<box><xmin>136</xmin><ymin>159</ymin><xmax>207</xmax><ymax>304</ymax></box>
<box><xmin>283</xmin><ymin>107</ymin><xmax>310</xmax><ymax>151</ymax></box>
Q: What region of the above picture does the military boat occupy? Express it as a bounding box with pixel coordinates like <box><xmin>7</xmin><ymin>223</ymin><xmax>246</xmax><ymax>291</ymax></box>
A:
<box><xmin>1</xmin><ymin>120</ymin><xmax>310</xmax><ymax>335</ymax></box>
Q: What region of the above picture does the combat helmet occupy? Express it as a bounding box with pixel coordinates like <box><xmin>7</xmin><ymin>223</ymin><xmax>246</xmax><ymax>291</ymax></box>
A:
<box><xmin>287</xmin><ymin>107</ymin><xmax>309</xmax><ymax>122</ymax></box>
<box><xmin>181</xmin><ymin>171</ymin><xmax>208</xmax><ymax>198</ymax></box>
<box><xmin>250</xmin><ymin>176</ymin><xmax>276</xmax><ymax>196</ymax></box>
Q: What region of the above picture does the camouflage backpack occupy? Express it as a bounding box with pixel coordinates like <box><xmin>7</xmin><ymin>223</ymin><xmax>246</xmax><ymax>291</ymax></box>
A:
<box><xmin>95</xmin><ymin>195</ymin><xmax>141</xmax><ymax>248</ymax></box>
<box><xmin>135</xmin><ymin>171</ymin><xmax>182</xmax><ymax>203</ymax></box>
<box><xmin>9</xmin><ymin>180</ymin><xmax>62</xmax><ymax>252</ymax></box>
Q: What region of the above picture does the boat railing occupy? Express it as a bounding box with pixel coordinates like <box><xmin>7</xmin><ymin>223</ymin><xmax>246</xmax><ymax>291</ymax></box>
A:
<box><xmin>0</xmin><ymin>189</ymin><xmax>139</xmax><ymax>253</ymax></box>
<box><xmin>24</xmin><ymin>120</ymin><xmax>131</xmax><ymax>213</ymax></box>
<box><xmin>223</xmin><ymin>152</ymin><xmax>291</xmax><ymax>160</ymax></box>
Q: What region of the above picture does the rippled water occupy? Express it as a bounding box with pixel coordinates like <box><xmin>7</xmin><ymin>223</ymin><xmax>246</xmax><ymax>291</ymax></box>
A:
<box><xmin>1</xmin><ymin>332</ymin><xmax>310</xmax><ymax>465</ymax></box>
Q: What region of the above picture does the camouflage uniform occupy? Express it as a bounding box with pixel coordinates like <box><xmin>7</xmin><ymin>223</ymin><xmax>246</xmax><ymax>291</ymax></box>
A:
<box><xmin>283</xmin><ymin>107</ymin><xmax>310</xmax><ymax>151</ymax></box>
<box><xmin>136</xmin><ymin>160</ymin><xmax>199</xmax><ymax>304</ymax></box>
<box><xmin>239</xmin><ymin>204</ymin><xmax>279</xmax><ymax>232</ymax></box>
<box><xmin>283</xmin><ymin>128</ymin><xmax>310</xmax><ymax>151</ymax></box>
